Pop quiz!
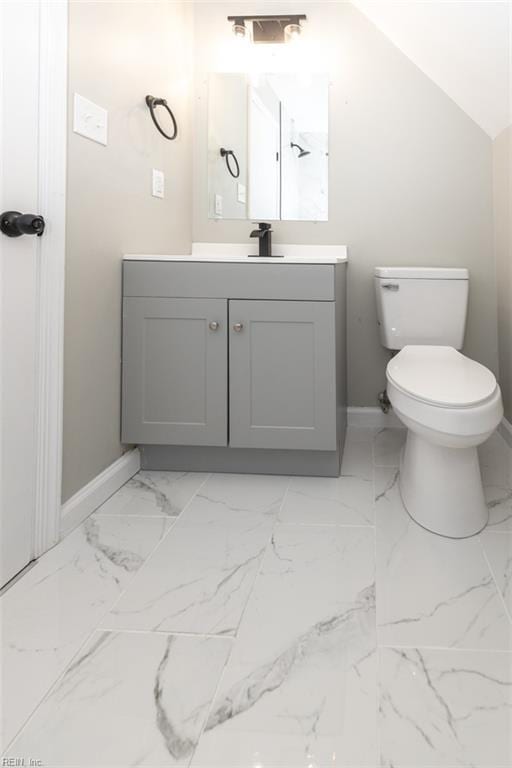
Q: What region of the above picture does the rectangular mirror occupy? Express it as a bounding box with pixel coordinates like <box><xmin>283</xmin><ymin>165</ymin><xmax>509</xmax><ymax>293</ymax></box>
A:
<box><xmin>208</xmin><ymin>73</ymin><xmax>329</xmax><ymax>221</ymax></box>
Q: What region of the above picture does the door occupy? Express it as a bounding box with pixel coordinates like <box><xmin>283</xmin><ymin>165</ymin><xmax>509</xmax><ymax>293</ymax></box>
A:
<box><xmin>122</xmin><ymin>298</ymin><xmax>228</xmax><ymax>446</ymax></box>
<box><xmin>1</xmin><ymin>3</ymin><xmax>43</xmax><ymax>586</ymax></box>
<box><xmin>229</xmin><ymin>300</ymin><xmax>337</xmax><ymax>450</ymax></box>
<box><xmin>248</xmin><ymin>89</ymin><xmax>280</xmax><ymax>220</ymax></box>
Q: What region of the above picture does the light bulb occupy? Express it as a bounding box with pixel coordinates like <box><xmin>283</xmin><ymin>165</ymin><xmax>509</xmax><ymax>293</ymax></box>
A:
<box><xmin>232</xmin><ymin>22</ymin><xmax>246</xmax><ymax>39</ymax></box>
<box><xmin>284</xmin><ymin>22</ymin><xmax>302</xmax><ymax>43</ymax></box>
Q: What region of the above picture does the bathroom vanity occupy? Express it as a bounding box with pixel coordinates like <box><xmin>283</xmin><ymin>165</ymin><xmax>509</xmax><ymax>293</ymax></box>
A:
<box><xmin>122</xmin><ymin>245</ymin><xmax>347</xmax><ymax>476</ymax></box>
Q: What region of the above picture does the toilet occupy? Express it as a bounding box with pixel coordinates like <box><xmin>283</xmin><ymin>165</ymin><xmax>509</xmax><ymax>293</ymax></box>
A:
<box><xmin>375</xmin><ymin>267</ymin><xmax>503</xmax><ymax>538</ymax></box>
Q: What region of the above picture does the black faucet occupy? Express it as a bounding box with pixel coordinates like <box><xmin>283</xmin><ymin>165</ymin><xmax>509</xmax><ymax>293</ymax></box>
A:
<box><xmin>250</xmin><ymin>222</ymin><xmax>272</xmax><ymax>258</ymax></box>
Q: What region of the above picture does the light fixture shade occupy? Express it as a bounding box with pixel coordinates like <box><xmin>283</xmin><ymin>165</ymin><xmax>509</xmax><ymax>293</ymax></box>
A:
<box><xmin>232</xmin><ymin>22</ymin><xmax>246</xmax><ymax>38</ymax></box>
<box><xmin>233</xmin><ymin>16</ymin><xmax>247</xmax><ymax>38</ymax></box>
<box><xmin>284</xmin><ymin>22</ymin><xmax>302</xmax><ymax>42</ymax></box>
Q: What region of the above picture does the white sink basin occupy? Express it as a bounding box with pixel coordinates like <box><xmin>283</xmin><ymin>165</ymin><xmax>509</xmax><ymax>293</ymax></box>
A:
<box><xmin>124</xmin><ymin>243</ymin><xmax>348</xmax><ymax>265</ymax></box>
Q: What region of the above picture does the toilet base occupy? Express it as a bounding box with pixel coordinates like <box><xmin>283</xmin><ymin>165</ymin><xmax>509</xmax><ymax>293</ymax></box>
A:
<box><xmin>399</xmin><ymin>430</ymin><xmax>489</xmax><ymax>538</ymax></box>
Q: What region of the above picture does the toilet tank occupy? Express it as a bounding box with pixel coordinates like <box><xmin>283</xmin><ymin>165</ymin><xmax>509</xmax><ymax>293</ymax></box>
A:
<box><xmin>374</xmin><ymin>267</ymin><xmax>469</xmax><ymax>350</ymax></box>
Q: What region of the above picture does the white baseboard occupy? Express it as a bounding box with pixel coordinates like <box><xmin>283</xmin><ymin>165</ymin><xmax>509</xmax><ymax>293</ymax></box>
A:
<box><xmin>499</xmin><ymin>417</ymin><xmax>512</xmax><ymax>449</ymax></box>
<box><xmin>347</xmin><ymin>406</ymin><xmax>402</xmax><ymax>429</ymax></box>
<box><xmin>60</xmin><ymin>449</ymin><xmax>140</xmax><ymax>538</ymax></box>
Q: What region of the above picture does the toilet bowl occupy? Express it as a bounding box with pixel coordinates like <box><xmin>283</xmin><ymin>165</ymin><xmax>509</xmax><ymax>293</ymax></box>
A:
<box><xmin>386</xmin><ymin>346</ymin><xmax>503</xmax><ymax>538</ymax></box>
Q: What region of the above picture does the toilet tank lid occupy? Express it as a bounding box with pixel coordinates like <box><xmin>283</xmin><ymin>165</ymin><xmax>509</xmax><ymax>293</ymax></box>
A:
<box><xmin>374</xmin><ymin>267</ymin><xmax>469</xmax><ymax>280</ymax></box>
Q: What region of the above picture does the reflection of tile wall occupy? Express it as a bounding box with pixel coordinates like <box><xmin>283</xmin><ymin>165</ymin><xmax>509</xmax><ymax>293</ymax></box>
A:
<box><xmin>297</xmin><ymin>132</ymin><xmax>329</xmax><ymax>221</ymax></box>
<box><xmin>281</xmin><ymin>131</ymin><xmax>328</xmax><ymax>221</ymax></box>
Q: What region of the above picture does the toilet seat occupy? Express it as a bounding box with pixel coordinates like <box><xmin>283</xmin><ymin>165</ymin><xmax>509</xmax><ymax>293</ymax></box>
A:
<box><xmin>386</xmin><ymin>346</ymin><xmax>503</xmax><ymax>441</ymax></box>
<box><xmin>387</xmin><ymin>346</ymin><xmax>498</xmax><ymax>408</ymax></box>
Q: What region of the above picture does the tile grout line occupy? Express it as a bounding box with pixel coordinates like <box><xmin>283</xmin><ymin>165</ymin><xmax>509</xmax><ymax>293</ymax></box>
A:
<box><xmin>373</xmin><ymin>446</ymin><xmax>382</xmax><ymax>768</ymax></box>
<box><xmin>276</xmin><ymin>521</ymin><xmax>376</xmax><ymax>529</ymax></box>
<box><xmin>377</xmin><ymin>642</ymin><xmax>512</xmax><ymax>653</ymax></box>
<box><xmin>98</xmin><ymin>473</ymin><xmax>213</xmax><ymax>623</ymax></box>
<box><xmin>93</xmin><ymin>512</ymin><xmax>199</xmax><ymax>519</ymax></box>
<box><xmin>186</xmin><ymin>475</ymin><xmax>294</xmax><ymax>766</ymax></box>
<box><xmin>2</xmin><ymin>624</ymin><xmax>109</xmax><ymax>756</ymax></box>
<box><xmin>2</xmin><ymin>472</ymin><xmax>213</xmax><ymax>755</ymax></box>
<box><xmin>67</xmin><ymin>626</ymin><xmax>238</xmax><ymax>640</ymax></box>
<box><xmin>185</xmin><ymin>631</ymin><xmax>236</xmax><ymax>768</ymax></box>
<box><xmin>479</xmin><ymin>536</ymin><xmax>512</xmax><ymax>629</ymax></box>
<box><xmin>231</xmin><ymin>475</ymin><xmax>294</xmax><ymax>637</ymax></box>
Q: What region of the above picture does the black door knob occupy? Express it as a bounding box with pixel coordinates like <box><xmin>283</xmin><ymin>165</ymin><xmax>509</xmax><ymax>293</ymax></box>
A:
<box><xmin>1</xmin><ymin>210</ymin><xmax>46</xmax><ymax>238</ymax></box>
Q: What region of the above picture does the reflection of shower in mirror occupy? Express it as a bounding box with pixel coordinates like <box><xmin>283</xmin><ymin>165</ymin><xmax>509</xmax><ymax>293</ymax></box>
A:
<box><xmin>290</xmin><ymin>142</ymin><xmax>311</xmax><ymax>158</ymax></box>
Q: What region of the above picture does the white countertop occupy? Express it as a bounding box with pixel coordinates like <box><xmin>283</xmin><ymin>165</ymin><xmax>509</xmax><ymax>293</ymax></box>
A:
<box><xmin>124</xmin><ymin>243</ymin><xmax>348</xmax><ymax>265</ymax></box>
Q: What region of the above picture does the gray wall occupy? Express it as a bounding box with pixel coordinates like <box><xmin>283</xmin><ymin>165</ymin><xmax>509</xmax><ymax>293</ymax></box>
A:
<box><xmin>63</xmin><ymin>0</ymin><xmax>193</xmax><ymax>502</ymax></box>
<box><xmin>193</xmin><ymin>1</ymin><xmax>498</xmax><ymax>407</ymax></box>
<box><xmin>493</xmin><ymin>125</ymin><xmax>512</xmax><ymax>422</ymax></box>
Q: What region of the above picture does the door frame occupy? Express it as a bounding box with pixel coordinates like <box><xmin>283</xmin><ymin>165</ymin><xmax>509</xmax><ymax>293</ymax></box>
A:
<box><xmin>248</xmin><ymin>87</ymin><xmax>281</xmax><ymax>220</ymax></box>
<box><xmin>28</xmin><ymin>1</ymin><xmax>68</xmax><ymax>557</ymax></box>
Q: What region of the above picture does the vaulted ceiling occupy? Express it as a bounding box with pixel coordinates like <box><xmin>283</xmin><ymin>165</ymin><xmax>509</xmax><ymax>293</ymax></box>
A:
<box><xmin>352</xmin><ymin>0</ymin><xmax>511</xmax><ymax>138</ymax></box>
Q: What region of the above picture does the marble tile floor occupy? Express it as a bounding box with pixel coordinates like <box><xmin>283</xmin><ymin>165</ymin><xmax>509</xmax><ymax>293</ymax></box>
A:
<box><xmin>1</xmin><ymin>427</ymin><xmax>511</xmax><ymax>767</ymax></box>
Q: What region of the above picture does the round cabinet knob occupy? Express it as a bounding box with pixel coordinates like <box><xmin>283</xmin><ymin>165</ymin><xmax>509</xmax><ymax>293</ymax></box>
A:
<box><xmin>233</xmin><ymin>323</ymin><xmax>243</xmax><ymax>333</ymax></box>
<box><xmin>209</xmin><ymin>321</ymin><xmax>219</xmax><ymax>331</ymax></box>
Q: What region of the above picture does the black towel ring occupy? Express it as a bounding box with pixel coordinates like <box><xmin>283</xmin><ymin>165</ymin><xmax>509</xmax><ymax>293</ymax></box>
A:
<box><xmin>220</xmin><ymin>148</ymin><xmax>240</xmax><ymax>179</ymax></box>
<box><xmin>145</xmin><ymin>95</ymin><xmax>178</xmax><ymax>141</ymax></box>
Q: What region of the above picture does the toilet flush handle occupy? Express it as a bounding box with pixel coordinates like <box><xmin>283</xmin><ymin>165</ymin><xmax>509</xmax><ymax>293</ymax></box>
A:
<box><xmin>382</xmin><ymin>283</ymin><xmax>399</xmax><ymax>291</ymax></box>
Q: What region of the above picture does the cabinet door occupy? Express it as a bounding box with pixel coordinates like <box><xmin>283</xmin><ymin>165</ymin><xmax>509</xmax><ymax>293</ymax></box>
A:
<box><xmin>122</xmin><ymin>298</ymin><xmax>227</xmax><ymax>446</ymax></box>
<box><xmin>229</xmin><ymin>300</ymin><xmax>337</xmax><ymax>450</ymax></box>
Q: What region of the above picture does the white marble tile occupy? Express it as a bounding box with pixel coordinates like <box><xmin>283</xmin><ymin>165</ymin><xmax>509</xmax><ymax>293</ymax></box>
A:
<box><xmin>481</xmin><ymin>531</ymin><xmax>512</xmax><ymax>619</ymax></box>
<box><xmin>96</xmin><ymin>470</ymin><xmax>207</xmax><ymax>517</ymax></box>
<box><xmin>278</xmin><ymin>474</ymin><xmax>375</xmax><ymax>527</ymax></box>
<box><xmin>372</xmin><ymin>428</ymin><xmax>406</xmax><ymax>467</ymax></box>
<box><xmin>379</xmin><ymin>646</ymin><xmax>512</xmax><ymax>767</ymax></box>
<box><xmin>186</xmin><ymin>472</ymin><xmax>290</xmax><ymax>518</ymax></box>
<box><xmin>279</xmin><ymin>441</ymin><xmax>374</xmax><ymax>526</ymax></box>
<box><xmin>1</xmin><ymin>514</ymin><xmax>171</xmax><ymax>751</ymax></box>
<box><xmin>102</xmin><ymin>474</ymin><xmax>289</xmax><ymax>636</ymax></box>
<box><xmin>7</xmin><ymin>630</ymin><xmax>232</xmax><ymax>767</ymax></box>
<box><xmin>341</xmin><ymin>437</ymin><xmax>374</xmax><ymax>479</ymax></box>
<box><xmin>7</xmin><ymin>426</ymin><xmax>512</xmax><ymax>766</ymax></box>
<box><xmin>486</xmin><ymin>484</ymin><xmax>512</xmax><ymax>532</ymax></box>
<box><xmin>191</xmin><ymin>525</ymin><xmax>377</xmax><ymax>767</ymax></box>
<box><xmin>376</xmin><ymin>467</ymin><xmax>512</xmax><ymax>651</ymax></box>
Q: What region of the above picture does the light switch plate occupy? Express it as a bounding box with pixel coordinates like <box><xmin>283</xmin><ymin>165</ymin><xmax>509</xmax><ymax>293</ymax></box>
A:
<box><xmin>214</xmin><ymin>194</ymin><xmax>223</xmax><ymax>216</ymax></box>
<box><xmin>152</xmin><ymin>169</ymin><xmax>165</xmax><ymax>199</ymax></box>
<box><xmin>237</xmin><ymin>183</ymin><xmax>246</xmax><ymax>204</ymax></box>
<box><xmin>73</xmin><ymin>93</ymin><xmax>108</xmax><ymax>145</ymax></box>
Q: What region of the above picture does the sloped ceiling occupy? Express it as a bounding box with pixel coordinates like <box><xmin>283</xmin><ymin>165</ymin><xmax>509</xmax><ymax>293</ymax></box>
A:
<box><xmin>352</xmin><ymin>0</ymin><xmax>511</xmax><ymax>138</ymax></box>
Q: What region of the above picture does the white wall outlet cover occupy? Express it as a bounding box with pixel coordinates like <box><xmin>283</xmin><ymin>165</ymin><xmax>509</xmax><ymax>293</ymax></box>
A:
<box><xmin>152</xmin><ymin>169</ymin><xmax>165</xmax><ymax>199</ymax></box>
<box><xmin>214</xmin><ymin>194</ymin><xmax>223</xmax><ymax>217</ymax></box>
<box><xmin>237</xmin><ymin>183</ymin><xmax>246</xmax><ymax>204</ymax></box>
<box><xmin>73</xmin><ymin>93</ymin><xmax>108</xmax><ymax>146</ymax></box>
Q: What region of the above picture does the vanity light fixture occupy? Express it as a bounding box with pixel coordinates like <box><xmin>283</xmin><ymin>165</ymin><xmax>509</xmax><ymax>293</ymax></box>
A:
<box><xmin>227</xmin><ymin>14</ymin><xmax>307</xmax><ymax>44</ymax></box>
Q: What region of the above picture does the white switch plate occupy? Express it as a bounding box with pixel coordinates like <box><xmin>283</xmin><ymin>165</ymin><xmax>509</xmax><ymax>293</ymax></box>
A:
<box><xmin>73</xmin><ymin>93</ymin><xmax>108</xmax><ymax>145</ymax></box>
<box><xmin>237</xmin><ymin>183</ymin><xmax>246</xmax><ymax>204</ymax></box>
<box><xmin>214</xmin><ymin>194</ymin><xmax>223</xmax><ymax>216</ymax></box>
<box><xmin>152</xmin><ymin>169</ymin><xmax>165</xmax><ymax>199</ymax></box>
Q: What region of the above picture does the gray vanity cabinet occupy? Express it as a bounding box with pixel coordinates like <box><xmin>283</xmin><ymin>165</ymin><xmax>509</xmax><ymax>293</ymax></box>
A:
<box><xmin>122</xmin><ymin>297</ymin><xmax>227</xmax><ymax>446</ymax></box>
<box><xmin>229</xmin><ymin>300</ymin><xmax>337</xmax><ymax>450</ymax></box>
<box><xmin>122</xmin><ymin>259</ymin><xmax>347</xmax><ymax>477</ymax></box>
